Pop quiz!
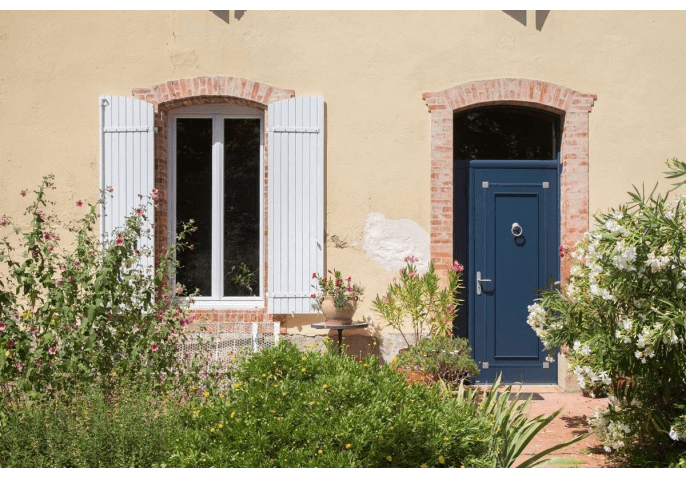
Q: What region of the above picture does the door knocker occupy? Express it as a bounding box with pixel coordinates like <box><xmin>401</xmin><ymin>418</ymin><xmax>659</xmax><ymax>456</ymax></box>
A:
<box><xmin>511</xmin><ymin>222</ymin><xmax>523</xmax><ymax>237</ymax></box>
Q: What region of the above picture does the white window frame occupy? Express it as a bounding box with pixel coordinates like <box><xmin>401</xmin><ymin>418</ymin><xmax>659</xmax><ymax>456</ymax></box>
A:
<box><xmin>168</xmin><ymin>104</ymin><xmax>264</xmax><ymax>309</ymax></box>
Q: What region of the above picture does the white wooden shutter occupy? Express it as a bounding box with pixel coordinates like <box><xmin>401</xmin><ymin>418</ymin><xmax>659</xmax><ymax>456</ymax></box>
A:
<box><xmin>268</xmin><ymin>96</ymin><xmax>324</xmax><ymax>314</ymax></box>
<box><xmin>99</xmin><ymin>95</ymin><xmax>155</xmax><ymax>274</ymax></box>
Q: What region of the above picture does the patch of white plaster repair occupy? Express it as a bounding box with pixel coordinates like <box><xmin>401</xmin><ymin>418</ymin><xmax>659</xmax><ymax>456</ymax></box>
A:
<box><xmin>363</xmin><ymin>212</ymin><xmax>430</xmax><ymax>273</ymax></box>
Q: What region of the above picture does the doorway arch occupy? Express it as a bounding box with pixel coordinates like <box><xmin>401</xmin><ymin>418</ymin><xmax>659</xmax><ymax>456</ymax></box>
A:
<box><xmin>422</xmin><ymin>79</ymin><xmax>596</xmax><ymax>283</ymax></box>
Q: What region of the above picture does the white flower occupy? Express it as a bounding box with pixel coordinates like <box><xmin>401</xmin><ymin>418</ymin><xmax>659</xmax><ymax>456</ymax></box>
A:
<box><xmin>613</xmin><ymin>211</ymin><xmax>624</xmax><ymax>220</ymax></box>
<box><xmin>604</xmin><ymin>446</ymin><xmax>612</xmax><ymax>453</ymax></box>
<box><xmin>573</xmin><ymin>340</ymin><xmax>582</xmax><ymax>351</ymax></box>
<box><xmin>581</xmin><ymin>345</ymin><xmax>591</xmax><ymax>356</ymax></box>
<box><xmin>669</xmin><ymin>428</ymin><xmax>679</xmax><ymax>441</ymax></box>
<box><xmin>545</xmin><ymin>355</ymin><xmax>555</xmax><ymax>363</ymax></box>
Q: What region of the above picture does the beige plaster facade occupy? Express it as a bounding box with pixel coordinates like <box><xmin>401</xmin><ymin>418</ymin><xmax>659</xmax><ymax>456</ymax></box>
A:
<box><xmin>1</xmin><ymin>11</ymin><xmax>685</xmax><ymax>384</ymax></box>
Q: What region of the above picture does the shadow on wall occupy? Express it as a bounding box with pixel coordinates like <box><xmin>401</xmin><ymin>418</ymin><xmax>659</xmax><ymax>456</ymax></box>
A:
<box><xmin>503</xmin><ymin>10</ymin><xmax>550</xmax><ymax>31</ymax></box>
<box><xmin>211</xmin><ymin>10</ymin><xmax>247</xmax><ymax>24</ymax></box>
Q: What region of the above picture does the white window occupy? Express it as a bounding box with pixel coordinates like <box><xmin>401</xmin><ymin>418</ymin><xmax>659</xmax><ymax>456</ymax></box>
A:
<box><xmin>169</xmin><ymin>104</ymin><xmax>264</xmax><ymax>308</ymax></box>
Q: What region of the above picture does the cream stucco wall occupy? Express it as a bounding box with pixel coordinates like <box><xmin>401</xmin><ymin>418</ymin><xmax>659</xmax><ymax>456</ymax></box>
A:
<box><xmin>1</xmin><ymin>10</ymin><xmax>685</xmax><ymax>338</ymax></box>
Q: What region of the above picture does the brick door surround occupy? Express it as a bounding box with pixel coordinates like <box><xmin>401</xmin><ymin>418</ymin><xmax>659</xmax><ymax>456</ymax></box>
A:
<box><xmin>132</xmin><ymin>76</ymin><xmax>295</xmax><ymax>326</ymax></box>
<box><xmin>422</xmin><ymin>79</ymin><xmax>596</xmax><ymax>282</ymax></box>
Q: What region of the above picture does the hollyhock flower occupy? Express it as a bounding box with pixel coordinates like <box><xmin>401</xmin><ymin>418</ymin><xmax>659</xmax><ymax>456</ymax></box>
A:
<box><xmin>151</xmin><ymin>188</ymin><xmax>158</xmax><ymax>194</ymax></box>
<box><xmin>0</xmin><ymin>321</ymin><xmax>5</xmax><ymax>332</ymax></box>
<box><xmin>116</xmin><ymin>234</ymin><xmax>124</xmax><ymax>246</ymax></box>
<box><xmin>151</xmin><ymin>343</ymin><xmax>159</xmax><ymax>352</ymax></box>
<box><xmin>347</xmin><ymin>276</ymin><xmax>351</xmax><ymax>282</ymax></box>
<box><xmin>452</xmin><ymin>260</ymin><xmax>464</xmax><ymax>272</ymax></box>
<box><xmin>20</xmin><ymin>190</ymin><xmax>26</xmax><ymax>197</ymax></box>
<box><xmin>48</xmin><ymin>347</ymin><xmax>57</xmax><ymax>355</ymax></box>
<box><xmin>76</xmin><ymin>200</ymin><xmax>83</xmax><ymax>207</ymax></box>
<box><xmin>311</xmin><ymin>293</ymin><xmax>316</xmax><ymax>299</ymax></box>
<box><xmin>312</xmin><ymin>272</ymin><xmax>317</xmax><ymax>279</ymax></box>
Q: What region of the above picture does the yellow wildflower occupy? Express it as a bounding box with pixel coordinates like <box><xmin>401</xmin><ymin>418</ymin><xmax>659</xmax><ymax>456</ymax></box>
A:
<box><xmin>378</xmin><ymin>435</ymin><xmax>383</xmax><ymax>440</ymax></box>
<box><xmin>389</xmin><ymin>426</ymin><xmax>394</xmax><ymax>430</ymax></box>
<box><xmin>220</xmin><ymin>394</ymin><xmax>225</xmax><ymax>399</ymax></box>
<box><xmin>210</xmin><ymin>428</ymin><xmax>215</xmax><ymax>433</ymax></box>
<box><xmin>476</xmin><ymin>437</ymin><xmax>481</xmax><ymax>441</ymax></box>
<box><xmin>219</xmin><ymin>423</ymin><xmax>223</xmax><ymax>428</ymax></box>
<box><xmin>489</xmin><ymin>413</ymin><xmax>494</xmax><ymax>418</ymax></box>
<box><xmin>346</xmin><ymin>444</ymin><xmax>351</xmax><ymax>449</ymax></box>
<box><xmin>444</xmin><ymin>437</ymin><xmax>449</xmax><ymax>441</ymax></box>
<box><xmin>386</xmin><ymin>456</ymin><xmax>392</xmax><ymax>462</ymax></box>
<box><xmin>230</xmin><ymin>411</ymin><xmax>236</xmax><ymax>419</ymax></box>
<box><xmin>461</xmin><ymin>465</ymin><xmax>465</xmax><ymax>468</ymax></box>
<box><xmin>234</xmin><ymin>383</ymin><xmax>241</xmax><ymax>389</ymax></box>
<box><xmin>270</xmin><ymin>410</ymin><xmax>275</xmax><ymax>414</ymax></box>
<box><xmin>302</xmin><ymin>356</ymin><xmax>307</xmax><ymax>361</ymax></box>
<box><xmin>420</xmin><ymin>464</ymin><xmax>428</xmax><ymax>468</ymax></box>
<box><xmin>5</xmin><ymin>350</ymin><xmax>11</xmax><ymax>358</ymax></box>
<box><xmin>282</xmin><ymin>392</ymin><xmax>287</xmax><ymax>396</ymax></box>
<box><xmin>262</xmin><ymin>373</ymin><xmax>266</xmax><ymax>377</ymax></box>
<box><xmin>310</xmin><ymin>401</ymin><xmax>315</xmax><ymax>405</ymax></box>
<box><xmin>203</xmin><ymin>391</ymin><xmax>210</xmax><ymax>398</ymax></box>
<box><xmin>317</xmin><ymin>449</ymin><xmax>323</xmax><ymax>455</ymax></box>
<box><xmin>301</xmin><ymin>368</ymin><xmax>306</xmax><ymax>372</ymax></box>
<box><xmin>364</xmin><ymin>363</ymin><xmax>368</xmax><ymax>367</ymax></box>
<box><xmin>322</xmin><ymin>384</ymin><xmax>328</xmax><ymax>389</ymax></box>
<box><xmin>439</xmin><ymin>456</ymin><xmax>445</xmax><ymax>464</ymax></box>
<box><xmin>274</xmin><ymin>384</ymin><xmax>279</xmax><ymax>388</ymax></box>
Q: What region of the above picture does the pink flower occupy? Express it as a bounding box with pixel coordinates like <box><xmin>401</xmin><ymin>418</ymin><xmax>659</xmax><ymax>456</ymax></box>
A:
<box><xmin>55</xmin><ymin>234</ymin><xmax>61</xmax><ymax>241</ymax></box>
<box><xmin>175</xmin><ymin>284</ymin><xmax>183</xmax><ymax>294</ymax></box>
<box><xmin>48</xmin><ymin>245</ymin><xmax>54</xmax><ymax>252</ymax></box>
<box><xmin>0</xmin><ymin>217</ymin><xmax>6</xmax><ymax>227</ymax></box>
<box><xmin>312</xmin><ymin>272</ymin><xmax>317</xmax><ymax>279</ymax></box>
<box><xmin>335</xmin><ymin>279</ymin><xmax>342</xmax><ymax>286</ymax></box>
<box><xmin>56</xmin><ymin>278</ymin><xmax>64</xmax><ymax>286</ymax></box>
<box><xmin>136</xmin><ymin>208</ymin><xmax>144</xmax><ymax>215</ymax></box>
<box><xmin>559</xmin><ymin>252</ymin><xmax>565</xmax><ymax>258</ymax></box>
<box><xmin>452</xmin><ymin>260</ymin><xmax>464</xmax><ymax>272</ymax></box>
<box><xmin>60</xmin><ymin>263</ymin><xmax>67</xmax><ymax>271</ymax></box>
<box><xmin>382</xmin><ymin>295</ymin><xmax>388</xmax><ymax>302</ymax></box>
<box><xmin>37</xmin><ymin>211</ymin><xmax>46</xmax><ymax>221</ymax></box>
<box><xmin>151</xmin><ymin>343</ymin><xmax>159</xmax><ymax>352</ymax></box>
<box><xmin>29</xmin><ymin>326</ymin><xmax>38</xmax><ymax>335</ymax></box>
<box><xmin>76</xmin><ymin>200</ymin><xmax>83</xmax><ymax>207</ymax></box>
<box><xmin>35</xmin><ymin>357</ymin><xmax>43</xmax><ymax>366</ymax></box>
<box><xmin>134</xmin><ymin>249</ymin><xmax>140</xmax><ymax>255</ymax></box>
<box><xmin>107</xmin><ymin>187</ymin><xmax>114</xmax><ymax>193</ymax></box>
<box><xmin>134</xmin><ymin>324</ymin><xmax>140</xmax><ymax>332</ymax></box>
<box><xmin>408</xmin><ymin>271</ymin><xmax>417</xmax><ymax>278</ymax></box>
<box><xmin>7</xmin><ymin>340</ymin><xmax>14</xmax><ymax>348</ymax></box>
<box><xmin>404</xmin><ymin>256</ymin><xmax>418</xmax><ymax>263</ymax></box>
<box><xmin>0</xmin><ymin>321</ymin><xmax>5</xmax><ymax>332</ymax></box>
<box><xmin>73</xmin><ymin>260</ymin><xmax>80</xmax><ymax>268</ymax></box>
<box><xmin>20</xmin><ymin>190</ymin><xmax>26</xmax><ymax>197</ymax></box>
<box><xmin>151</xmin><ymin>188</ymin><xmax>158</xmax><ymax>195</ymax></box>
<box><xmin>347</xmin><ymin>276</ymin><xmax>351</xmax><ymax>282</ymax></box>
<box><xmin>16</xmin><ymin>361</ymin><xmax>23</xmax><ymax>372</ymax></box>
<box><xmin>188</xmin><ymin>244</ymin><xmax>194</xmax><ymax>250</ymax></box>
<box><xmin>311</xmin><ymin>293</ymin><xmax>316</xmax><ymax>299</ymax></box>
<box><xmin>67</xmin><ymin>275</ymin><xmax>75</xmax><ymax>283</ymax></box>
<box><xmin>48</xmin><ymin>347</ymin><xmax>57</xmax><ymax>355</ymax></box>
<box><xmin>116</xmin><ymin>234</ymin><xmax>124</xmax><ymax>246</ymax></box>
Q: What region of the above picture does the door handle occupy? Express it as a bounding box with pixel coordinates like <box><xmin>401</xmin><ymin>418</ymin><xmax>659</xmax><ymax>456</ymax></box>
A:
<box><xmin>476</xmin><ymin>271</ymin><xmax>491</xmax><ymax>295</ymax></box>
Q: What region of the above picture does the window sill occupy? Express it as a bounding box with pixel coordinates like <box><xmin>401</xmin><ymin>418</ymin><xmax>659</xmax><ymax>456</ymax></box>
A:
<box><xmin>187</xmin><ymin>298</ymin><xmax>264</xmax><ymax>310</ymax></box>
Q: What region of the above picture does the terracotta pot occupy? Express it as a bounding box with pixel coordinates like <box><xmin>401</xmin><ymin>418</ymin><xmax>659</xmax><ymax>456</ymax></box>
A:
<box><xmin>320</xmin><ymin>296</ymin><xmax>356</xmax><ymax>325</ymax></box>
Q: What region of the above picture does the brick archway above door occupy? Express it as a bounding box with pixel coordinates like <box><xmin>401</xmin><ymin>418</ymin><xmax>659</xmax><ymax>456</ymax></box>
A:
<box><xmin>422</xmin><ymin>79</ymin><xmax>596</xmax><ymax>282</ymax></box>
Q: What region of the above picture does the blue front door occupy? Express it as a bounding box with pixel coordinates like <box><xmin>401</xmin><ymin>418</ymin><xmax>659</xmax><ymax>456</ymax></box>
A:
<box><xmin>469</xmin><ymin>160</ymin><xmax>559</xmax><ymax>383</ymax></box>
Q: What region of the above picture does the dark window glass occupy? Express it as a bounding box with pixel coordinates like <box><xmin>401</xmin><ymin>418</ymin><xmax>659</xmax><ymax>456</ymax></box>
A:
<box><xmin>454</xmin><ymin>107</ymin><xmax>560</xmax><ymax>160</ymax></box>
<box><xmin>223</xmin><ymin>118</ymin><xmax>260</xmax><ymax>297</ymax></box>
<box><xmin>176</xmin><ymin>118</ymin><xmax>213</xmax><ymax>297</ymax></box>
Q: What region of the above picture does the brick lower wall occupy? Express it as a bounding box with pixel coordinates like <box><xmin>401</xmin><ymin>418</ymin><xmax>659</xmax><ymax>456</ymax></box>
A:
<box><xmin>422</xmin><ymin>78</ymin><xmax>596</xmax><ymax>283</ymax></box>
<box><xmin>133</xmin><ymin>76</ymin><xmax>295</xmax><ymax>325</ymax></box>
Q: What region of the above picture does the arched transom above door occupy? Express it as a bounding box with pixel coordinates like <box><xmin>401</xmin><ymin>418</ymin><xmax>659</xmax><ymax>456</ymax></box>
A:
<box><xmin>422</xmin><ymin>79</ymin><xmax>596</xmax><ymax>282</ymax></box>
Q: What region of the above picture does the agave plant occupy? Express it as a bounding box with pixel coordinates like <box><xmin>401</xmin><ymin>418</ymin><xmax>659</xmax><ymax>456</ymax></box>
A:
<box><xmin>452</xmin><ymin>374</ymin><xmax>592</xmax><ymax>468</ymax></box>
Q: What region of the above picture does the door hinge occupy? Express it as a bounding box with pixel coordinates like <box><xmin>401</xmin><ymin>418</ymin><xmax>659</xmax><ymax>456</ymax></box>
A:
<box><xmin>482</xmin><ymin>362</ymin><xmax>489</xmax><ymax>369</ymax></box>
<box><xmin>542</xmin><ymin>182</ymin><xmax>549</xmax><ymax>189</ymax></box>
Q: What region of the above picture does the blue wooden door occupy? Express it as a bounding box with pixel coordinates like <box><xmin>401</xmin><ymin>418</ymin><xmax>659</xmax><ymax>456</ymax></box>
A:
<box><xmin>469</xmin><ymin>160</ymin><xmax>559</xmax><ymax>383</ymax></box>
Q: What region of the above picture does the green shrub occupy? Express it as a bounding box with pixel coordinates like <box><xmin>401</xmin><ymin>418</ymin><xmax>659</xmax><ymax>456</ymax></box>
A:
<box><xmin>0</xmin><ymin>176</ymin><xmax>202</xmax><ymax>399</ymax></box>
<box><xmin>160</xmin><ymin>341</ymin><xmax>495</xmax><ymax>468</ymax></box>
<box><xmin>527</xmin><ymin>159</ymin><xmax>686</xmax><ymax>459</ymax></box>
<box><xmin>392</xmin><ymin>335</ymin><xmax>478</xmax><ymax>386</ymax></box>
<box><xmin>0</xmin><ymin>381</ymin><xmax>186</xmax><ymax>467</ymax></box>
<box><xmin>372</xmin><ymin>257</ymin><xmax>464</xmax><ymax>347</ymax></box>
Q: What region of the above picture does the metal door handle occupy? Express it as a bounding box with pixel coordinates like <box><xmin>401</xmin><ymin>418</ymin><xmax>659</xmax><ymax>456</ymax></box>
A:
<box><xmin>511</xmin><ymin>222</ymin><xmax>523</xmax><ymax>237</ymax></box>
<box><xmin>476</xmin><ymin>271</ymin><xmax>491</xmax><ymax>295</ymax></box>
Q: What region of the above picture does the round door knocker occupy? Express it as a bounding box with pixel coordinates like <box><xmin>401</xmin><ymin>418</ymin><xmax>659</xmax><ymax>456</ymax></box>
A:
<box><xmin>511</xmin><ymin>222</ymin><xmax>523</xmax><ymax>237</ymax></box>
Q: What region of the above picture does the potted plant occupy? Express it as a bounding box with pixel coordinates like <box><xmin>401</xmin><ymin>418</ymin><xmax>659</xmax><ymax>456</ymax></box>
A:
<box><xmin>311</xmin><ymin>269</ymin><xmax>364</xmax><ymax>325</ymax></box>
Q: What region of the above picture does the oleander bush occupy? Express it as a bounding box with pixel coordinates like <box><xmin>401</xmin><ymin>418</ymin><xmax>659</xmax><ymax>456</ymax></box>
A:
<box><xmin>159</xmin><ymin>341</ymin><xmax>496</xmax><ymax>468</ymax></box>
<box><xmin>527</xmin><ymin>159</ymin><xmax>686</xmax><ymax>462</ymax></box>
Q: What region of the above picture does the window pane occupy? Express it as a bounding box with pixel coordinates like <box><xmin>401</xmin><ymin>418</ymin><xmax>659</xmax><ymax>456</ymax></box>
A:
<box><xmin>454</xmin><ymin>107</ymin><xmax>559</xmax><ymax>160</ymax></box>
<box><xmin>176</xmin><ymin>118</ymin><xmax>213</xmax><ymax>297</ymax></box>
<box><xmin>223</xmin><ymin>118</ymin><xmax>260</xmax><ymax>297</ymax></box>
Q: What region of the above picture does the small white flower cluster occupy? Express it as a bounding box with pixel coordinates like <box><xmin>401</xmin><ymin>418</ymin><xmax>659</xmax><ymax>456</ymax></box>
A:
<box><xmin>591</xmin><ymin>409</ymin><xmax>631</xmax><ymax>452</ymax></box>
<box><xmin>611</xmin><ymin>240</ymin><xmax>637</xmax><ymax>271</ymax></box>
<box><xmin>645</xmin><ymin>250</ymin><xmax>671</xmax><ymax>272</ymax></box>
<box><xmin>573</xmin><ymin>365</ymin><xmax>611</xmax><ymax>390</ymax></box>
<box><xmin>605</xmin><ymin>218</ymin><xmax>626</xmax><ymax>235</ymax></box>
<box><xmin>669</xmin><ymin>428</ymin><xmax>680</xmax><ymax>441</ymax></box>
<box><xmin>572</xmin><ymin>340</ymin><xmax>591</xmax><ymax>357</ymax></box>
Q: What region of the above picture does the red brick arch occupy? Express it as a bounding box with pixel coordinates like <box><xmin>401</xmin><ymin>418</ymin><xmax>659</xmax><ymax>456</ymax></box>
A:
<box><xmin>132</xmin><ymin>77</ymin><xmax>295</xmax><ymax>326</ymax></box>
<box><xmin>422</xmin><ymin>79</ymin><xmax>596</xmax><ymax>282</ymax></box>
